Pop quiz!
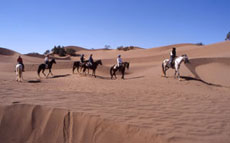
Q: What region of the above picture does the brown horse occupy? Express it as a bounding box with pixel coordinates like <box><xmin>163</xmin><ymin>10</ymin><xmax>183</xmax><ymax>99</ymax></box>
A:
<box><xmin>72</xmin><ymin>60</ymin><xmax>88</xmax><ymax>73</ymax></box>
<box><xmin>37</xmin><ymin>59</ymin><xmax>56</xmax><ymax>78</ymax></box>
<box><xmin>110</xmin><ymin>62</ymin><xmax>129</xmax><ymax>79</ymax></box>
<box><xmin>82</xmin><ymin>60</ymin><xmax>102</xmax><ymax>77</ymax></box>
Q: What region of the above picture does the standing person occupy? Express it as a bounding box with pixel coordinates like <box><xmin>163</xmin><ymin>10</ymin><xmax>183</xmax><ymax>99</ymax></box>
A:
<box><xmin>88</xmin><ymin>54</ymin><xmax>94</xmax><ymax>66</ymax></box>
<box><xmin>116</xmin><ymin>55</ymin><xmax>122</xmax><ymax>69</ymax></box>
<box><xmin>44</xmin><ymin>55</ymin><xmax>50</xmax><ymax>68</ymax></box>
<box><xmin>168</xmin><ymin>47</ymin><xmax>176</xmax><ymax>67</ymax></box>
<box><xmin>17</xmin><ymin>55</ymin><xmax>25</xmax><ymax>72</ymax></box>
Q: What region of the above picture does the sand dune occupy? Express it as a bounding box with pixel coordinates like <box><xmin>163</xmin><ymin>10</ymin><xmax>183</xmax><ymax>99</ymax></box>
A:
<box><xmin>0</xmin><ymin>41</ymin><xmax>230</xmax><ymax>143</ymax></box>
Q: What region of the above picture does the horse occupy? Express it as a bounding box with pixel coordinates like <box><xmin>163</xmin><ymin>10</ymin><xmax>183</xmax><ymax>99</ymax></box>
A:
<box><xmin>72</xmin><ymin>60</ymin><xmax>88</xmax><ymax>74</ymax></box>
<box><xmin>16</xmin><ymin>64</ymin><xmax>23</xmax><ymax>82</ymax></box>
<box><xmin>37</xmin><ymin>59</ymin><xmax>56</xmax><ymax>78</ymax></box>
<box><xmin>110</xmin><ymin>62</ymin><xmax>130</xmax><ymax>79</ymax></box>
<box><xmin>162</xmin><ymin>54</ymin><xmax>189</xmax><ymax>80</ymax></box>
<box><xmin>82</xmin><ymin>60</ymin><xmax>102</xmax><ymax>77</ymax></box>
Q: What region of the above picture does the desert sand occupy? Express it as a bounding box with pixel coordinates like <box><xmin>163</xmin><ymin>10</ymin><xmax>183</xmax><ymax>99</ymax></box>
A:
<box><xmin>0</xmin><ymin>41</ymin><xmax>230</xmax><ymax>143</ymax></box>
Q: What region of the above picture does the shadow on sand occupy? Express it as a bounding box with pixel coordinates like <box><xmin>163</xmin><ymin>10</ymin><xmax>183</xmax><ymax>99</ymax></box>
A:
<box><xmin>180</xmin><ymin>76</ymin><xmax>223</xmax><ymax>87</ymax></box>
<box><xmin>27</xmin><ymin>79</ymin><xmax>41</xmax><ymax>83</ymax></box>
<box><xmin>52</xmin><ymin>74</ymin><xmax>71</xmax><ymax>78</ymax></box>
<box><xmin>125</xmin><ymin>76</ymin><xmax>145</xmax><ymax>80</ymax></box>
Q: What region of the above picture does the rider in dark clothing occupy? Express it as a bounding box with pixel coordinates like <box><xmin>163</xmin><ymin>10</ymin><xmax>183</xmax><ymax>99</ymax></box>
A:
<box><xmin>80</xmin><ymin>54</ymin><xmax>85</xmax><ymax>63</ymax></box>
<box><xmin>169</xmin><ymin>47</ymin><xmax>176</xmax><ymax>67</ymax></box>
<box><xmin>88</xmin><ymin>54</ymin><xmax>94</xmax><ymax>66</ymax></box>
<box><xmin>17</xmin><ymin>55</ymin><xmax>25</xmax><ymax>72</ymax></box>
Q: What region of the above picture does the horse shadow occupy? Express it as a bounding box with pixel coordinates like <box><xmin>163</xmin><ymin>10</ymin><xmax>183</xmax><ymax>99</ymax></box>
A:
<box><xmin>51</xmin><ymin>74</ymin><xmax>71</xmax><ymax>79</ymax></box>
<box><xmin>94</xmin><ymin>75</ymin><xmax>111</xmax><ymax>80</ymax></box>
<box><xmin>27</xmin><ymin>79</ymin><xmax>41</xmax><ymax>83</ymax></box>
<box><xmin>180</xmin><ymin>76</ymin><xmax>223</xmax><ymax>87</ymax></box>
<box><xmin>125</xmin><ymin>76</ymin><xmax>145</xmax><ymax>80</ymax></box>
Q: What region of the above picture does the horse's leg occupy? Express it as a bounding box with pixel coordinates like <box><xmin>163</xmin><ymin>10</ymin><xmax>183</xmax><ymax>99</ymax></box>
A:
<box><xmin>114</xmin><ymin>70</ymin><xmax>117</xmax><ymax>79</ymax></box>
<box><xmin>73</xmin><ymin>66</ymin><xmax>75</xmax><ymax>74</ymax></box>
<box><xmin>19</xmin><ymin>69</ymin><xmax>23</xmax><ymax>82</ymax></box>
<box><xmin>178</xmin><ymin>70</ymin><xmax>181</xmax><ymax>80</ymax></box>
<box><xmin>93</xmin><ymin>69</ymin><xmax>96</xmax><ymax>78</ymax></box>
<box><xmin>50</xmin><ymin>68</ymin><xmax>53</xmax><ymax>76</ymax></box>
<box><xmin>121</xmin><ymin>69</ymin><xmax>125</xmax><ymax>79</ymax></box>
<box><xmin>42</xmin><ymin>69</ymin><xmax>46</xmax><ymax>77</ymax></box>
<box><xmin>16</xmin><ymin>68</ymin><xmax>18</xmax><ymax>81</ymax></box>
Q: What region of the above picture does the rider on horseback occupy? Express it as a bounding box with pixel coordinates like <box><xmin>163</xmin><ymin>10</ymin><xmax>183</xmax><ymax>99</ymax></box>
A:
<box><xmin>44</xmin><ymin>55</ymin><xmax>50</xmax><ymax>68</ymax></box>
<box><xmin>88</xmin><ymin>54</ymin><xmax>94</xmax><ymax>67</ymax></box>
<box><xmin>114</xmin><ymin>55</ymin><xmax>122</xmax><ymax>70</ymax></box>
<box><xmin>168</xmin><ymin>47</ymin><xmax>176</xmax><ymax>67</ymax></box>
<box><xmin>17</xmin><ymin>55</ymin><xmax>25</xmax><ymax>72</ymax></box>
<box><xmin>80</xmin><ymin>54</ymin><xmax>85</xmax><ymax>66</ymax></box>
<box><xmin>80</xmin><ymin>54</ymin><xmax>85</xmax><ymax>63</ymax></box>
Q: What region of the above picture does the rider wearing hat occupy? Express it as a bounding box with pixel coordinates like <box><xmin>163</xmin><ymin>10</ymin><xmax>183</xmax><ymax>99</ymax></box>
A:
<box><xmin>169</xmin><ymin>47</ymin><xmax>176</xmax><ymax>67</ymax></box>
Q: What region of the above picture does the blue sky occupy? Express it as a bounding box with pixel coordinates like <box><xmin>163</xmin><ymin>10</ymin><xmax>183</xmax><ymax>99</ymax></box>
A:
<box><xmin>0</xmin><ymin>0</ymin><xmax>229</xmax><ymax>54</ymax></box>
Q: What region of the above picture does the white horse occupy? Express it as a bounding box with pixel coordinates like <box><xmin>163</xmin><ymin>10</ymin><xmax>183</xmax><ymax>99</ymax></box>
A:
<box><xmin>162</xmin><ymin>54</ymin><xmax>189</xmax><ymax>80</ymax></box>
<box><xmin>16</xmin><ymin>64</ymin><xmax>23</xmax><ymax>82</ymax></box>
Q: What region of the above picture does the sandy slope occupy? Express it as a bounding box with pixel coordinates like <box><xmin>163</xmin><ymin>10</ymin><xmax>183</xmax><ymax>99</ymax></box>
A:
<box><xmin>0</xmin><ymin>41</ymin><xmax>230</xmax><ymax>143</ymax></box>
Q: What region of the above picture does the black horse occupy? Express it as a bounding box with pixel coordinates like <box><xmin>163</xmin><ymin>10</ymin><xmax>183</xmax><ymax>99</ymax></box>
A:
<box><xmin>37</xmin><ymin>59</ymin><xmax>56</xmax><ymax>77</ymax></box>
<box><xmin>72</xmin><ymin>60</ymin><xmax>88</xmax><ymax>74</ymax></box>
<box><xmin>110</xmin><ymin>62</ymin><xmax>130</xmax><ymax>79</ymax></box>
<box><xmin>82</xmin><ymin>60</ymin><xmax>102</xmax><ymax>77</ymax></box>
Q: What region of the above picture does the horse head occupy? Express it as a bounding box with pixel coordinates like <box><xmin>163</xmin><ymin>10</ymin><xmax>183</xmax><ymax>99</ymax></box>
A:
<box><xmin>51</xmin><ymin>59</ymin><xmax>56</xmax><ymax>64</ymax></box>
<box><xmin>97</xmin><ymin>60</ymin><xmax>102</xmax><ymax>65</ymax></box>
<box><xmin>182</xmin><ymin>54</ymin><xmax>189</xmax><ymax>64</ymax></box>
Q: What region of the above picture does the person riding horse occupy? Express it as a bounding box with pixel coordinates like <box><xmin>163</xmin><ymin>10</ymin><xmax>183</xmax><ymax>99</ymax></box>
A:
<box><xmin>87</xmin><ymin>54</ymin><xmax>94</xmax><ymax>67</ymax></box>
<box><xmin>114</xmin><ymin>55</ymin><xmax>123</xmax><ymax>70</ymax></box>
<box><xmin>168</xmin><ymin>47</ymin><xmax>176</xmax><ymax>67</ymax></box>
<box><xmin>80</xmin><ymin>54</ymin><xmax>85</xmax><ymax>63</ymax></box>
<box><xmin>44</xmin><ymin>55</ymin><xmax>50</xmax><ymax>68</ymax></box>
<box><xmin>17</xmin><ymin>55</ymin><xmax>25</xmax><ymax>72</ymax></box>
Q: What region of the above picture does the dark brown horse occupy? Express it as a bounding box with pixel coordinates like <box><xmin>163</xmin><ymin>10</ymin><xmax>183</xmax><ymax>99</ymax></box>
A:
<box><xmin>82</xmin><ymin>60</ymin><xmax>102</xmax><ymax>77</ymax></box>
<box><xmin>37</xmin><ymin>59</ymin><xmax>56</xmax><ymax>78</ymax></box>
<box><xmin>72</xmin><ymin>60</ymin><xmax>88</xmax><ymax>73</ymax></box>
<box><xmin>110</xmin><ymin>62</ymin><xmax>129</xmax><ymax>79</ymax></box>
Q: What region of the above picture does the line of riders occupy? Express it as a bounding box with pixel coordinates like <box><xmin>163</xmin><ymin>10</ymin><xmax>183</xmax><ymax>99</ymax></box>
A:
<box><xmin>78</xmin><ymin>53</ymin><xmax>124</xmax><ymax>70</ymax></box>
<box><xmin>16</xmin><ymin>47</ymin><xmax>177</xmax><ymax>75</ymax></box>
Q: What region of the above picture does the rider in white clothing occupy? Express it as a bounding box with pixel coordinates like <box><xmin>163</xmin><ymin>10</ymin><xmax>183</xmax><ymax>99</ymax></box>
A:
<box><xmin>115</xmin><ymin>55</ymin><xmax>122</xmax><ymax>69</ymax></box>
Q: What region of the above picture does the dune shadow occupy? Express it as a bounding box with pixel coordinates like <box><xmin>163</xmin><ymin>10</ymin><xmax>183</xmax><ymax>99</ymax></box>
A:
<box><xmin>180</xmin><ymin>76</ymin><xmax>223</xmax><ymax>87</ymax></box>
<box><xmin>52</xmin><ymin>74</ymin><xmax>70</xmax><ymax>78</ymax></box>
<box><xmin>27</xmin><ymin>79</ymin><xmax>41</xmax><ymax>83</ymax></box>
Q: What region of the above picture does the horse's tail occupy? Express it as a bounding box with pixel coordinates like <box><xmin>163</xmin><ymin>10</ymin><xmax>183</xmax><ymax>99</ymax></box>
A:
<box><xmin>37</xmin><ymin>65</ymin><xmax>41</xmax><ymax>76</ymax></box>
<box><xmin>72</xmin><ymin>63</ymin><xmax>76</xmax><ymax>74</ymax></box>
<box><xmin>162</xmin><ymin>62</ymin><xmax>166</xmax><ymax>76</ymax></box>
<box><xmin>110</xmin><ymin>66</ymin><xmax>114</xmax><ymax>77</ymax></box>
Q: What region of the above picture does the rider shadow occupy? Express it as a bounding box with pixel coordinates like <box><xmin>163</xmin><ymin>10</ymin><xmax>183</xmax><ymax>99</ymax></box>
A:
<box><xmin>51</xmin><ymin>74</ymin><xmax>71</xmax><ymax>79</ymax></box>
<box><xmin>180</xmin><ymin>76</ymin><xmax>223</xmax><ymax>87</ymax></box>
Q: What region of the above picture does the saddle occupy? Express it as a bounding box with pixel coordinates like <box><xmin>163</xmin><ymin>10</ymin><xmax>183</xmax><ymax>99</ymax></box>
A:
<box><xmin>86</xmin><ymin>62</ymin><xmax>93</xmax><ymax>68</ymax></box>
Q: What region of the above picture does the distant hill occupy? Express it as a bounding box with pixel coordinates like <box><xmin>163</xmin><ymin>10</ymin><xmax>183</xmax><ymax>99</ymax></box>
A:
<box><xmin>64</xmin><ymin>46</ymin><xmax>87</xmax><ymax>52</ymax></box>
<box><xmin>25</xmin><ymin>53</ymin><xmax>45</xmax><ymax>58</ymax></box>
<box><xmin>0</xmin><ymin>47</ymin><xmax>18</xmax><ymax>55</ymax></box>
